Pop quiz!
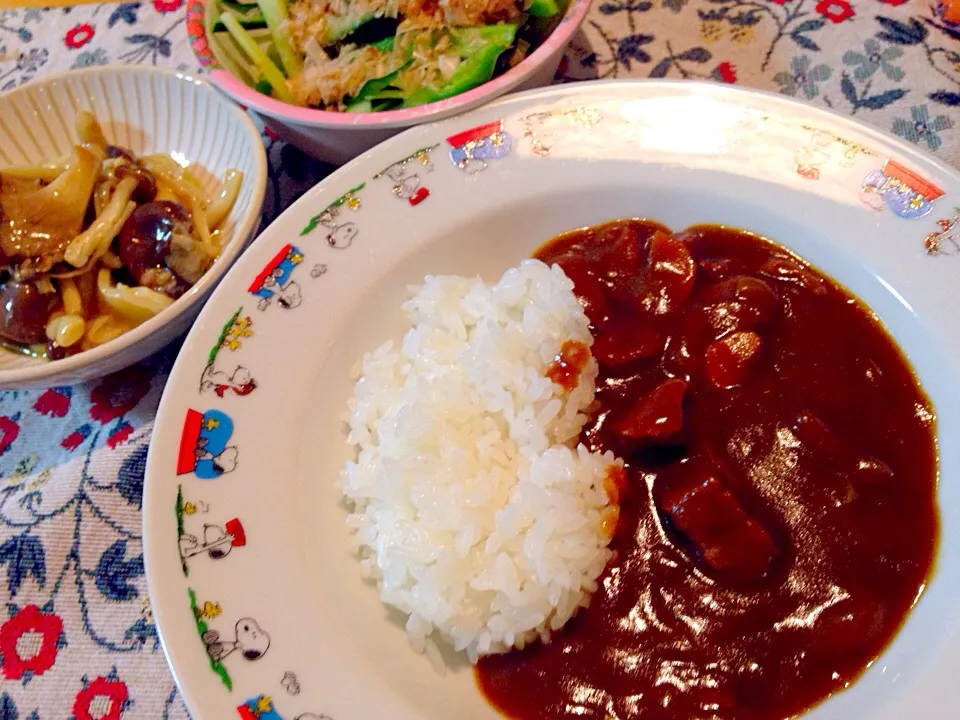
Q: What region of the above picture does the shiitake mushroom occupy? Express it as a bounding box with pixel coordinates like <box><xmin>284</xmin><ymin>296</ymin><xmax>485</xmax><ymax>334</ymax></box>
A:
<box><xmin>115</xmin><ymin>163</ymin><xmax>157</xmax><ymax>204</ymax></box>
<box><xmin>0</xmin><ymin>279</ymin><xmax>58</xmax><ymax>346</ymax></box>
<box><xmin>116</xmin><ymin>201</ymin><xmax>193</xmax><ymax>285</ymax></box>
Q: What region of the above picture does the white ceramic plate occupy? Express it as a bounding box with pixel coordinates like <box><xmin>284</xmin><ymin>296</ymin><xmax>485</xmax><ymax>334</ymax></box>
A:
<box><xmin>0</xmin><ymin>66</ymin><xmax>267</xmax><ymax>388</ymax></box>
<box><xmin>143</xmin><ymin>80</ymin><xmax>960</xmax><ymax>720</ymax></box>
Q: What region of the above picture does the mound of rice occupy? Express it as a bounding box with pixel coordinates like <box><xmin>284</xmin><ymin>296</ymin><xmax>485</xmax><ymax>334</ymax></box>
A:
<box><xmin>338</xmin><ymin>259</ymin><xmax>621</xmax><ymax>661</ymax></box>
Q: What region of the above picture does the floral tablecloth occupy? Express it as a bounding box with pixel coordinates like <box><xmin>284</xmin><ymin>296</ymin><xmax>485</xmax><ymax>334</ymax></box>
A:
<box><xmin>0</xmin><ymin>0</ymin><xmax>957</xmax><ymax>717</ymax></box>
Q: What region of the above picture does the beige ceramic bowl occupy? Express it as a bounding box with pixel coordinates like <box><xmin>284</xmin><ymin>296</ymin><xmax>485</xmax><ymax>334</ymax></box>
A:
<box><xmin>0</xmin><ymin>65</ymin><xmax>267</xmax><ymax>388</ymax></box>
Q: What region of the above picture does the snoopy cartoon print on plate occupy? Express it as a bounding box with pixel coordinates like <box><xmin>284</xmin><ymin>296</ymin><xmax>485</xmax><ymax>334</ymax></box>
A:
<box><xmin>300</xmin><ymin>184</ymin><xmax>365</xmax><ymax>247</ymax></box>
<box><xmin>446</xmin><ymin>121</ymin><xmax>512</xmax><ymax>174</ymax></box>
<box><xmin>374</xmin><ymin>146</ymin><xmax>438</xmax><ymax>206</ymax></box>
<box><xmin>237</xmin><ymin>695</ymin><xmax>331</xmax><ymax>720</ymax></box>
<box><xmin>204</xmin><ymin>617</ymin><xmax>270</xmax><ymax>662</ymax></box>
<box><xmin>201</xmin><ymin>308</ymin><xmax>257</xmax><ymax>397</ymax></box>
<box><xmin>176</xmin><ymin>484</ymin><xmax>246</xmax><ymax>576</ymax></box>
<box><xmin>793</xmin><ymin>126</ymin><xmax>875</xmax><ymax>181</ymax></box>
<box><xmin>924</xmin><ymin>210</ymin><xmax>960</xmax><ymax>255</ymax></box>
<box><xmin>177</xmin><ymin>408</ymin><xmax>238</xmax><ymax>478</ymax></box>
<box><xmin>249</xmin><ymin>244</ymin><xmax>306</xmax><ymax>311</ymax></box>
<box><xmin>862</xmin><ymin>160</ymin><xmax>944</xmax><ymax>218</ymax></box>
<box><xmin>188</xmin><ymin>589</ymin><xmax>270</xmax><ymax>690</ymax></box>
<box><xmin>518</xmin><ymin>106</ymin><xmax>604</xmax><ymax>157</ymax></box>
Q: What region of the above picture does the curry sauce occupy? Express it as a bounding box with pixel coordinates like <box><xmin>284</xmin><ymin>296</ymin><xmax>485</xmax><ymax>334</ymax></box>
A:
<box><xmin>475</xmin><ymin>220</ymin><xmax>939</xmax><ymax>720</ymax></box>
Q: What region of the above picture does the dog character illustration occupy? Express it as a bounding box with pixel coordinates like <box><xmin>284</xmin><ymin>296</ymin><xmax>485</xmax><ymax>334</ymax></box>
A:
<box><xmin>924</xmin><ymin>212</ymin><xmax>960</xmax><ymax>255</ymax></box>
<box><xmin>314</xmin><ymin>205</ymin><xmax>358</xmax><ymax>249</ymax></box>
<box><xmin>201</xmin><ymin>311</ymin><xmax>257</xmax><ymax>396</ymax></box>
<box><xmin>201</xmin><ymin>364</ymin><xmax>257</xmax><ymax>398</ymax></box>
<box><xmin>378</xmin><ymin>151</ymin><xmax>433</xmax><ymax>206</ymax></box>
<box><xmin>795</xmin><ymin>130</ymin><xmax>832</xmax><ymax>180</ymax></box>
<box><xmin>249</xmin><ymin>245</ymin><xmax>305</xmax><ymax>311</ymax></box>
<box><xmin>264</xmin><ymin>272</ymin><xmax>302</xmax><ymax>309</ymax></box>
<box><xmin>196</xmin><ymin>441</ymin><xmax>238</xmax><ymax>476</ymax></box>
<box><xmin>385</xmin><ymin>162</ymin><xmax>423</xmax><ymax>200</ymax></box>
<box><xmin>180</xmin><ymin>518</ymin><xmax>246</xmax><ymax>561</ymax></box>
<box><xmin>177</xmin><ymin>409</ymin><xmax>238</xmax><ymax>479</ymax></box>
<box><xmin>447</xmin><ymin>121</ymin><xmax>512</xmax><ymax>174</ymax></box>
<box><xmin>300</xmin><ymin>184</ymin><xmax>364</xmax><ymax>243</ymax></box>
<box><xmin>204</xmin><ymin>618</ymin><xmax>271</xmax><ymax>662</ymax></box>
<box><xmin>862</xmin><ymin>160</ymin><xmax>944</xmax><ymax>219</ymax></box>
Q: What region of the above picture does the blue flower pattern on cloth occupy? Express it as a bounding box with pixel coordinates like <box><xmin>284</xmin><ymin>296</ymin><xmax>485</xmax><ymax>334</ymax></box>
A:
<box><xmin>892</xmin><ymin>104</ymin><xmax>957</xmax><ymax>152</ymax></box>
<box><xmin>774</xmin><ymin>56</ymin><xmax>833</xmax><ymax>99</ymax></box>
<box><xmin>71</xmin><ymin>47</ymin><xmax>109</xmax><ymax>67</ymax></box>
<box><xmin>842</xmin><ymin>38</ymin><xmax>904</xmax><ymax>81</ymax></box>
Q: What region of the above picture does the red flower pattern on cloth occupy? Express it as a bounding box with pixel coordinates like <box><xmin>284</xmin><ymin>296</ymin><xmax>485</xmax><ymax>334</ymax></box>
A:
<box><xmin>0</xmin><ymin>605</ymin><xmax>64</xmax><ymax>681</ymax></box>
<box><xmin>107</xmin><ymin>423</ymin><xmax>134</xmax><ymax>449</ymax></box>
<box><xmin>816</xmin><ymin>0</ymin><xmax>855</xmax><ymax>22</ymax></box>
<box><xmin>34</xmin><ymin>389</ymin><xmax>71</xmax><ymax>418</ymax></box>
<box><xmin>153</xmin><ymin>0</ymin><xmax>184</xmax><ymax>13</ymax></box>
<box><xmin>89</xmin><ymin>368</ymin><xmax>151</xmax><ymax>425</ymax></box>
<box><xmin>62</xmin><ymin>431</ymin><xmax>86</xmax><ymax>450</ymax></box>
<box><xmin>64</xmin><ymin>23</ymin><xmax>95</xmax><ymax>49</ymax></box>
<box><xmin>716</xmin><ymin>62</ymin><xmax>738</xmax><ymax>83</ymax></box>
<box><xmin>72</xmin><ymin>675</ymin><xmax>129</xmax><ymax>720</ymax></box>
<box><xmin>0</xmin><ymin>414</ymin><xmax>20</xmax><ymax>456</ymax></box>
<box><xmin>878</xmin><ymin>0</ymin><xmax>909</xmax><ymax>4</ymax></box>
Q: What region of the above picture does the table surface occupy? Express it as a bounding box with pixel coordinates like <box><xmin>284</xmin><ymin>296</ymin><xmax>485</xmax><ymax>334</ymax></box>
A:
<box><xmin>0</xmin><ymin>1</ymin><xmax>957</xmax><ymax>717</ymax></box>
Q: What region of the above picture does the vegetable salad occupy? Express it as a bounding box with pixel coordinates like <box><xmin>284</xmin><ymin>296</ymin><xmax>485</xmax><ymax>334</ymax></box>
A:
<box><xmin>204</xmin><ymin>0</ymin><xmax>564</xmax><ymax>111</ymax></box>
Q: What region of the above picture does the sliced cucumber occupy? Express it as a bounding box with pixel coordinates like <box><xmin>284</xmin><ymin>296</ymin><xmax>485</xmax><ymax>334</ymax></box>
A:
<box><xmin>322</xmin><ymin>11</ymin><xmax>375</xmax><ymax>44</ymax></box>
<box><xmin>220</xmin><ymin>11</ymin><xmax>295</xmax><ymax>102</ymax></box>
<box><xmin>256</xmin><ymin>0</ymin><xmax>303</xmax><ymax>75</ymax></box>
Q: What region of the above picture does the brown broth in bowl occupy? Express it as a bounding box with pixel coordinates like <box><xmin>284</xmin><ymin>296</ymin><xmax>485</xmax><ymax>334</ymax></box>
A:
<box><xmin>475</xmin><ymin>220</ymin><xmax>938</xmax><ymax>720</ymax></box>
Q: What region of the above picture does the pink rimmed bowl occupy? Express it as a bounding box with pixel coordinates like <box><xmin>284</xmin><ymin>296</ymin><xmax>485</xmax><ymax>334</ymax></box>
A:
<box><xmin>185</xmin><ymin>0</ymin><xmax>591</xmax><ymax>163</ymax></box>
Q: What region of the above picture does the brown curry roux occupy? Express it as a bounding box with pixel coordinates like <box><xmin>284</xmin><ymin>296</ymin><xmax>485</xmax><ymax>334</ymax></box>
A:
<box><xmin>475</xmin><ymin>220</ymin><xmax>938</xmax><ymax>720</ymax></box>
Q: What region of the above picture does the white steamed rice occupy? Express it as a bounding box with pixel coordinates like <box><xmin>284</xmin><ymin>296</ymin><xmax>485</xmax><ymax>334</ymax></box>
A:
<box><xmin>338</xmin><ymin>259</ymin><xmax>621</xmax><ymax>662</ymax></box>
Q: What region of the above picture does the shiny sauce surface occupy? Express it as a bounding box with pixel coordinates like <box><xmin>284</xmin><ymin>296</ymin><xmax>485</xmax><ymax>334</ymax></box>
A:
<box><xmin>475</xmin><ymin>220</ymin><xmax>939</xmax><ymax>720</ymax></box>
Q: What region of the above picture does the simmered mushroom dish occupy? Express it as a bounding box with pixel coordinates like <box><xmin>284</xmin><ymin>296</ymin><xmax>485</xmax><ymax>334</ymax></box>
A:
<box><xmin>0</xmin><ymin>112</ymin><xmax>242</xmax><ymax>359</ymax></box>
<box><xmin>476</xmin><ymin>220</ymin><xmax>939</xmax><ymax>720</ymax></box>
